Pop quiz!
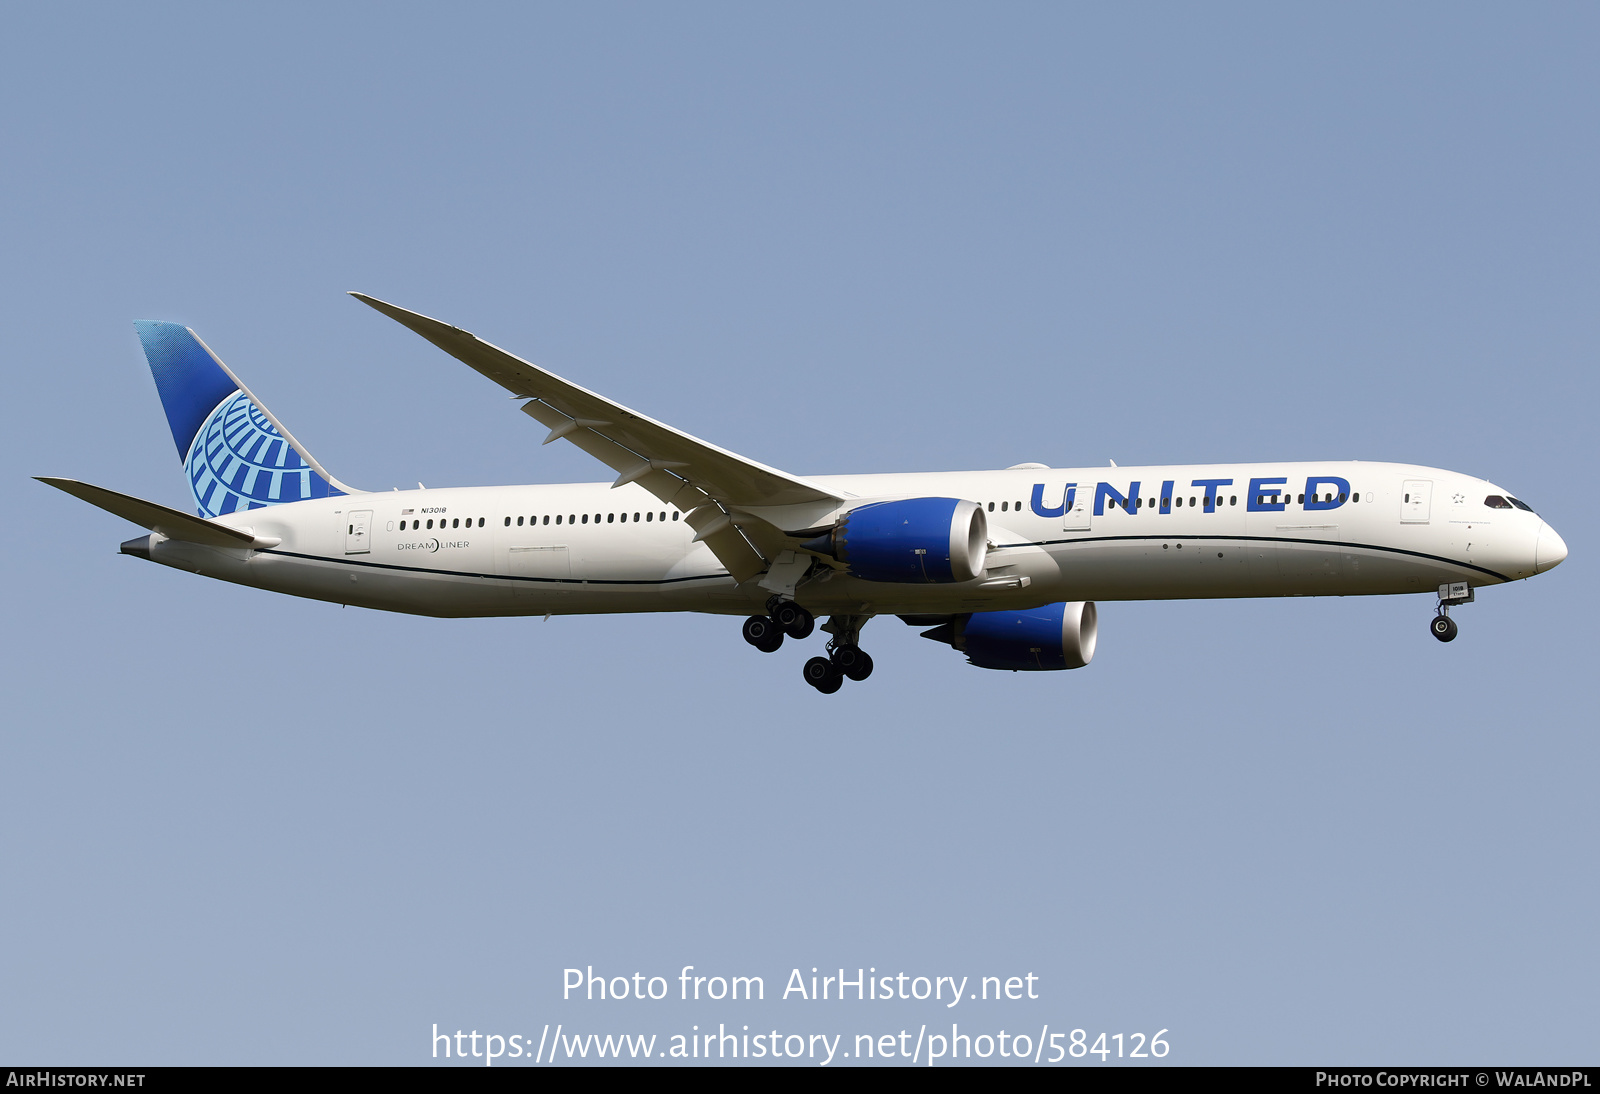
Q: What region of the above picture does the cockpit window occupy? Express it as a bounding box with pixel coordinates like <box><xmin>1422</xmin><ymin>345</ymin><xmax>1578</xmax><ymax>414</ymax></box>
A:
<box><xmin>1484</xmin><ymin>495</ymin><xmax>1513</xmax><ymax>509</ymax></box>
<box><xmin>1507</xmin><ymin>497</ymin><xmax>1535</xmax><ymax>513</ymax></box>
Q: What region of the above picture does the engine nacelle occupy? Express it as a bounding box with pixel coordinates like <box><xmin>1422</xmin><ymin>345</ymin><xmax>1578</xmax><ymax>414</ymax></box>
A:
<box><xmin>921</xmin><ymin>602</ymin><xmax>1098</xmax><ymax>670</ymax></box>
<box><xmin>809</xmin><ymin>498</ymin><xmax>988</xmax><ymax>584</ymax></box>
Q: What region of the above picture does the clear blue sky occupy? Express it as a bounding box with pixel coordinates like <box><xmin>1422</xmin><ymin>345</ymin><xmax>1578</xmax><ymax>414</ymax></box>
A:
<box><xmin>2</xmin><ymin>2</ymin><xmax>1594</xmax><ymax>1065</ymax></box>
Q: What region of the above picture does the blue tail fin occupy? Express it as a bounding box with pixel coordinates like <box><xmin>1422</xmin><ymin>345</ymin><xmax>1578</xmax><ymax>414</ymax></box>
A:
<box><xmin>134</xmin><ymin>321</ymin><xmax>352</xmax><ymax>517</ymax></box>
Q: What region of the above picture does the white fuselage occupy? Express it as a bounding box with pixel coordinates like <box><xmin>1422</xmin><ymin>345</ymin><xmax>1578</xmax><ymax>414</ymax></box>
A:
<box><xmin>130</xmin><ymin>461</ymin><xmax>1561</xmax><ymax>619</ymax></box>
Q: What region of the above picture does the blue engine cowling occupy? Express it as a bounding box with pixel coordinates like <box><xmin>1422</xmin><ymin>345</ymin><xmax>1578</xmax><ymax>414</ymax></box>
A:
<box><xmin>812</xmin><ymin>497</ymin><xmax>988</xmax><ymax>584</ymax></box>
<box><xmin>921</xmin><ymin>602</ymin><xmax>1098</xmax><ymax>670</ymax></box>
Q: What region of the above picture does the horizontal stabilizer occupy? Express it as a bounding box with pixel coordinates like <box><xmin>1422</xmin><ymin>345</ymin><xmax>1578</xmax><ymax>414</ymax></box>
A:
<box><xmin>36</xmin><ymin>477</ymin><xmax>260</xmax><ymax>548</ymax></box>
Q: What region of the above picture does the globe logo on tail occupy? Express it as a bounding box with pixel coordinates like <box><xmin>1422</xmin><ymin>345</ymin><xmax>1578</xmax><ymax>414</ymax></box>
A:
<box><xmin>185</xmin><ymin>391</ymin><xmax>336</xmax><ymax>516</ymax></box>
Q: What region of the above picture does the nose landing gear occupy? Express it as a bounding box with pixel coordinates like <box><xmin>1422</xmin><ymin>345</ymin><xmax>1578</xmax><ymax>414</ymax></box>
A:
<box><xmin>1430</xmin><ymin>581</ymin><xmax>1472</xmax><ymax>643</ymax></box>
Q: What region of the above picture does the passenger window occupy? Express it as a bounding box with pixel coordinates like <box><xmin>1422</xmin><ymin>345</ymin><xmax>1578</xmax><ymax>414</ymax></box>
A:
<box><xmin>987</xmin><ymin>502</ymin><xmax>995</xmax><ymax>512</ymax></box>
<box><xmin>1484</xmin><ymin>495</ymin><xmax>1512</xmax><ymax>509</ymax></box>
<box><xmin>1352</xmin><ymin>492</ymin><xmax>1360</xmax><ymax>503</ymax></box>
<box><xmin>426</xmin><ymin>519</ymin><xmax>434</xmax><ymax>529</ymax></box>
<box><xmin>607</xmin><ymin>513</ymin><xmax>614</xmax><ymax>523</ymax></box>
<box><xmin>1229</xmin><ymin>496</ymin><xmax>1236</xmax><ymax>505</ymax></box>
<box><xmin>516</xmin><ymin>516</ymin><xmax>523</xmax><ymax>526</ymax></box>
<box><xmin>672</xmin><ymin>512</ymin><xmax>679</xmax><ymax>520</ymax></box>
<box><xmin>1204</xmin><ymin>496</ymin><xmax>1212</xmax><ymax>507</ymax></box>
<box><xmin>1000</xmin><ymin>501</ymin><xmax>1007</xmax><ymax>512</ymax></box>
<box><xmin>1338</xmin><ymin>493</ymin><xmax>1345</xmax><ymax>503</ymax></box>
<box><xmin>634</xmin><ymin>512</ymin><xmax>640</xmax><ymax>521</ymax></box>
<box><xmin>1297</xmin><ymin>493</ymin><xmax>1305</xmax><ymax>504</ymax></box>
<box><xmin>555</xmin><ymin>515</ymin><xmax>562</xmax><ymax>525</ymax></box>
<box><xmin>1016</xmin><ymin>501</ymin><xmax>1022</xmax><ymax>510</ymax></box>
<box><xmin>582</xmin><ymin>514</ymin><xmax>588</xmax><ymax>524</ymax></box>
<box><xmin>646</xmin><ymin>512</ymin><xmax>653</xmax><ymax>522</ymax></box>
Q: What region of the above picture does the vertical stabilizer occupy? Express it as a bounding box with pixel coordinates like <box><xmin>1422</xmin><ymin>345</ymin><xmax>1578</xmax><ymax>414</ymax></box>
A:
<box><xmin>133</xmin><ymin>321</ymin><xmax>355</xmax><ymax>516</ymax></box>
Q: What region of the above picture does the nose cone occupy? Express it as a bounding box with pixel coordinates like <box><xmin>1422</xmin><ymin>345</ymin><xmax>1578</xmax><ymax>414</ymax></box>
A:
<box><xmin>1535</xmin><ymin>523</ymin><xmax>1568</xmax><ymax>573</ymax></box>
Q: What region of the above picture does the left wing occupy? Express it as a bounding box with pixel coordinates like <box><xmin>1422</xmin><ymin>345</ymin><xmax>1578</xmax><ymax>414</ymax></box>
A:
<box><xmin>351</xmin><ymin>293</ymin><xmax>846</xmax><ymax>581</ymax></box>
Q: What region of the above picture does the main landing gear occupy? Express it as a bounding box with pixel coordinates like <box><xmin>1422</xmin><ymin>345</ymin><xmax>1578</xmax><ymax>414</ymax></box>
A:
<box><xmin>1430</xmin><ymin>581</ymin><xmax>1472</xmax><ymax>643</ymax></box>
<box><xmin>741</xmin><ymin>597</ymin><xmax>816</xmax><ymax>654</ymax></box>
<box><xmin>801</xmin><ymin>643</ymin><xmax>875</xmax><ymax>695</ymax></box>
<box><xmin>803</xmin><ymin>613</ymin><xmax>873</xmax><ymax>694</ymax></box>
<box><xmin>741</xmin><ymin>604</ymin><xmax>874</xmax><ymax>693</ymax></box>
<box><xmin>741</xmin><ymin>614</ymin><xmax>785</xmax><ymax>652</ymax></box>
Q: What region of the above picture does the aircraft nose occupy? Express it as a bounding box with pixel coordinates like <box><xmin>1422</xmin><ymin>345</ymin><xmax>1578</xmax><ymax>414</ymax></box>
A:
<box><xmin>1535</xmin><ymin>522</ymin><xmax>1568</xmax><ymax>573</ymax></box>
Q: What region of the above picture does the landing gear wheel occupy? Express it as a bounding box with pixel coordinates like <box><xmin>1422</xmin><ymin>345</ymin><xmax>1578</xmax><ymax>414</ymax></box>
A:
<box><xmin>772</xmin><ymin>602</ymin><xmax>815</xmax><ymax>640</ymax></box>
<box><xmin>1430</xmin><ymin>615</ymin><xmax>1458</xmax><ymax>643</ymax></box>
<box><xmin>831</xmin><ymin>645</ymin><xmax>873</xmax><ymax>681</ymax></box>
<box><xmin>803</xmin><ymin>656</ymin><xmax>843</xmax><ymax>694</ymax></box>
<box><xmin>743</xmin><ymin>615</ymin><xmax>784</xmax><ymax>653</ymax></box>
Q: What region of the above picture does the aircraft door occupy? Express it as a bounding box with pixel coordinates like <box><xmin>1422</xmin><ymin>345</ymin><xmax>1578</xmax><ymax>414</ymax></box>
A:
<box><xmin>344</xmin><ymin>510</ymin><xmax>373</xmax><ymax>554</ymax></box>
<box><xmin>1401</xmin><ymin>480</ymin><xmax>1432</xmax><ymax>524</ymax></box>
<box><xmin>1063</xmin><ymin>482</ymin><xmax>1091</xmax><ymax>531</ymax></box>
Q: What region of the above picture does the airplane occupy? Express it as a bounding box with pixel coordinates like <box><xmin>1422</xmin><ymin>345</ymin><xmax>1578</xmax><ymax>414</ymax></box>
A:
<box><xmin>39</xmin><ymin>294</ymin><xmax>1569</xmax><ymax>693</ymax></box>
